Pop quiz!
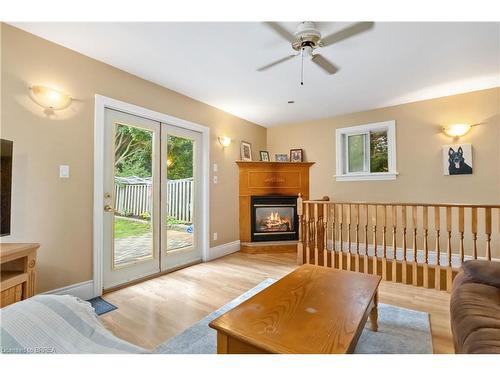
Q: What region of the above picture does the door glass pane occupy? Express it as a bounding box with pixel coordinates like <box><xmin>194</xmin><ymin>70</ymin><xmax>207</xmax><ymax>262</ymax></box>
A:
<box><xmin>370</xmin><ymin>130</ymin><xmax>389</xmax><ymax>172</ymax></box>
<box><xmin>113</xmin><ymin>123</ymin><xmax>154</xmax><ymax>267</ymax></box>
<box><xmin>166</xmin><ymin>134</ymin><xmax>194</xmax><ymax>251</ymax></box>
<box><xmin>347</xmin><ymin>134</ymin><xmax>365</xmax><ymax>173</ymax></box>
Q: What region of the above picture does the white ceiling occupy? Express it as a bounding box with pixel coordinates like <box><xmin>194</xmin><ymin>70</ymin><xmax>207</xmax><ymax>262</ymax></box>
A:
<box><xmin>12</xmin><ymin>22</ymin><xmax>500</xmax><ymax>127</ymax></box>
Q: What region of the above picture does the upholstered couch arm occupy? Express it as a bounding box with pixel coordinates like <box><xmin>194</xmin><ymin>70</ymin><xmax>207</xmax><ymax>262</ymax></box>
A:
<box><xmin>461</xmin><ymin>259</ymin><xmax>500</xmax><ymax>288</ymax></box>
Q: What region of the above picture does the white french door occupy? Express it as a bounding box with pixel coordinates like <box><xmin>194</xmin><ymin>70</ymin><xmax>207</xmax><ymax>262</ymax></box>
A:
<box><xmin>102</xmin><ymin>108</ymin><xmax>203</xmax><ymax>290</ymax></box>
<box><xmin>161</xmin><ymin>124</ymin><xmax>203</xmax><ymax>271</ymax></box>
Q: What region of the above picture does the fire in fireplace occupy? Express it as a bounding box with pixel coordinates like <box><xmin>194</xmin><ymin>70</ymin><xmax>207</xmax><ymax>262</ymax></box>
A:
<box><xmin>251</xmin><ymin>196</ymin><xmax>298</xmax><ymax>242</ymax></box>
<box><xmin>257</xmin><ymin>209</ymin><xmax>293</xmax><ymax>232</ymax></box>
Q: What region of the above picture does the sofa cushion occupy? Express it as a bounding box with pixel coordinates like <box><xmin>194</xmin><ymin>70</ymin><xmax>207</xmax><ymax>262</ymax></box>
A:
<box><xmin>462</xmin><ymin>260</ymin><xmax>500</xmax><ymax>288</ymax></box>
<box><xmin>462</xmin><ymin>328</ymin><xmax>500</xmax><ymax>354</ymax></box>
<box><xmin>450</xmin><ymin>280</ymin><xmax>500</xmax><ymax>354</ymax></box>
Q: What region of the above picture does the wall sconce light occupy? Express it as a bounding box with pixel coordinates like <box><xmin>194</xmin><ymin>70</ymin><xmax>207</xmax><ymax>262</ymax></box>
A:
<box><xmin>442</xmin><ymin>123</ymin><xmax>473</xmax><ymax>138</ymax></box>
<box><xmin>29</xmin><ymin>85</ymin><xmax>72</xmax><ymax>110</ymax></box>
<box><xmin>218</xmin><ymin>136</ymin><xmax>231</xmax><ymax>148</ymax></box>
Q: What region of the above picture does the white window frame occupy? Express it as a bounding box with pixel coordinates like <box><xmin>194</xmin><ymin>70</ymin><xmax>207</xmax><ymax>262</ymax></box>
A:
<box><xmin>335</xmin><ymin>120</ymin><xmax>397</xmax><ymax>181</ymax></box>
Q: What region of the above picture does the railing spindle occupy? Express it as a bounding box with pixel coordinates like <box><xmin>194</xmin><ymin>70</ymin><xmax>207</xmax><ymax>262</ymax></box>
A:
<box><xmin>297</xmin><ymin>194</ymin><xmax>304</xmax><ymax>265</ymax></box>
<box><xmin>392</xmin><ymin>206</ymin><xmax>398</xmax><ymax>282</ymax></box>
<box><xmin>471</xmin><ymin>207</ymin><xmax>478</xmax><ymax>259</ymax></box>
<box><xmin>372</xmin><ymin>205</ymin><xmax>378</xmax><ymax>276</ymax></box>
<box><xmin>446</xmin><ymin>206</ymin><xmax>453</xmax><ymax>292</ymax></box>
<box><xmin>423</xmin><ymin>206</ymin><xmax>429</xmax><ymax>288</ymax></box>
<box><xmin>412</xmin><ymin>206</ymin><xmax>418</xmax><ymax>286</ymax></box>
<box><xmin>434</xmin><ymin>206</ymin><xmax>441</xmax><ymax>290</ymax></box>
<box><xmin>346</xmin><ymin>204</ymin><xmax>352</xmax><ymax>271</ymax></box>
<box><xmin>485</xmin><ymin>207</ymin><xmax>492</xmax><ymax>261</ymax></box>
<box><xmin>402</xmin><ymin>205</ymin><xmax>408</xmax><ymax>284</ymax></box>
<box><xmin>338</xmin><ymin>204</ymin><xmax>344</xmax><ymax>270</ymax></box>
<box><xmin>323</xmin><ymin>204</ymin><xmax>328</xmax><ymax>267</ymax></box>
<box><xmin>382</xmin><ymin>205</ymin><xmax>387</xmax><ymax>280</ymax></box>
<box><xmin>355</xmin><ymin>204</ymin><xmax>360</xmax><ymax>272</ymax></box>
<box><xmin>458</xmin><ymin>207</ymin><xmax>464</xmax><ymax>267</ymax></box>
<box><xmin>364</xmin><ymin>204</ymin><xmax>369</xmax><ymax>274</ymax></box>
<box><xmin>314</xmin><ymin>203</ymin><xmax>319</xmax><ymax>265</ymax></box>
<box><xmin>331</xmin><ymin>204</ymin><xmax>336</xmax><ymax>269</ymax></box>
<box><xmin>305</xmin><ymin>203</ymin><xmax>311</xmax><ymax>264</ymax></box>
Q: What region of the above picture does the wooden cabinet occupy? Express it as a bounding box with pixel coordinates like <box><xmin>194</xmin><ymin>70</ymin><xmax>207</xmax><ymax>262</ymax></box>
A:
<box><xmin>0</xmin><ymin>243</ymin><xmax>39</xmax><ymax>308</ymax></box>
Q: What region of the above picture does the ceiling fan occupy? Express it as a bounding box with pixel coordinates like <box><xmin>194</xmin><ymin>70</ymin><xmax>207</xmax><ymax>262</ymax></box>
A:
<box><xmin>257</xmin><ymin>21</ymin><xmax>374</xmax><ymax>84</ymax></box>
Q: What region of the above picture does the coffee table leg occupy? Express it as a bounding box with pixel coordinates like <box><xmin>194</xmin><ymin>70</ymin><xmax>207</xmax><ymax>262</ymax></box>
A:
<box><xmin>369</xmin><ymin>291</ymin><xmax>378</xmax><ymax>332</ymax></box>
<box><xmin>217</xmin><ymin>331</ymin><xmax>229</xmax><ymax>354</ymax></box>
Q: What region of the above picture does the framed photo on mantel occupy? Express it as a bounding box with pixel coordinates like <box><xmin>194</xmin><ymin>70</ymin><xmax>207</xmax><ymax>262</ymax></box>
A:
<box><xmin>240</xmin><ymin>141</ymin><xmax>253</xmax><ymax>161</ymax></box>
<box><xmin>260</xmin><ymin>151</ymin><xmax>270</xmax><ymax>161</ymax></box>
<box><xmin>290</xmin><ymin>149</ymin><xmax>304</xmax><ymax>162</ymax></box>
<box><xmin>275</xmin><ymin>153</ymin><xmax>289</xmax><ymax>162</ymax></box>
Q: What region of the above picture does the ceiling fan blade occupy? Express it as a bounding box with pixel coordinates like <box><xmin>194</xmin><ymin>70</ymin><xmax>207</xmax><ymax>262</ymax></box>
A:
<box><xmin>311</xmin><ymin>54</ymin><xmax>339</xmax><ymax>75</ymax></box>
<box><xmin>320</xmin><ymin>22</ymin><xmax>374</xmax><ymax>47</ymax></box>
<box><xmin>257</xmin><ymin>54</ymin><xmax>297</xmax><ymax>72</ymax></box>
<box><xmin>264</xmin><ymin>22</ymin><xmax>297</xmax><ymax>43</ymax></box>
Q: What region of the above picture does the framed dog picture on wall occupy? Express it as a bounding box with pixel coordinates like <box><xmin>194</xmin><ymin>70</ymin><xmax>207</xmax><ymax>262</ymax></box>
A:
<box><xmin>443</xmin><ymin>144</ymin><xmax>473</xmax><ymax>175</ymax></box>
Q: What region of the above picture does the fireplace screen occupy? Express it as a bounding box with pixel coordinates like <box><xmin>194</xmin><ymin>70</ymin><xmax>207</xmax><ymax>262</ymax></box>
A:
<box><xmin>251</xmin><ymin>196</ymin><xmax>298</xmax><ymax>242</ymax></box>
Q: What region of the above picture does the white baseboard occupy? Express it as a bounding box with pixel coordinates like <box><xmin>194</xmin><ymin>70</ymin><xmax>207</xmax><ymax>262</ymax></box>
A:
<box><xmin>44</xmin><ymin>280</ymin><xmax>95</xmax><ymax>300</ymax></box>
<box><xmin>208</xmin><ymin>240</ymin><xmax>240</xmax><ymax>261</ymax></box>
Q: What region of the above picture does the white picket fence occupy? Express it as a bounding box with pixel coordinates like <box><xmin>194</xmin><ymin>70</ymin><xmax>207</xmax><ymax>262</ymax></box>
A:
<box><xmin>166</xmin><ymin>178</ymin><xmax>194</xmax><ymax>223</ymax></box>
<box><xmin>114</xmin><ymin>177</ymin><xmax>193</xmax><ymax>223</ymax></box>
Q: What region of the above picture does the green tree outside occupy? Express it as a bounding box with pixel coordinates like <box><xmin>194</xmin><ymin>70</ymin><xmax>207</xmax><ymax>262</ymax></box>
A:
<box><xmin>114</xmin><ymin>125</ymin><xmax>193</xmax><ymax>180</ymax></box>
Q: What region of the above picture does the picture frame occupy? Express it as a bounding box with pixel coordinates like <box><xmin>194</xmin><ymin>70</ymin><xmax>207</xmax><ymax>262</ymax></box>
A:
<box><xmin>260</xmin><ymin>151</ymin><xmax>270</xmax><ymax>162</ymax></box>
<box><xmin>442</xmin><ymin>144</ymin><xmax>473</xmax><ymax>175</ymax></box>
<box><xmin>290</xmin><ymin>148</ymin><xmax>304</xmax><ymax>162</ymax></box>
<box><xmin>275</xmin><ymin>153</ymin><xmax>289</xmax><ymax>162</ymax></box>
<box><xmin>240</xmin><ymin>141</ymin><xmax>253</xmax><ymax>161</ymax></box>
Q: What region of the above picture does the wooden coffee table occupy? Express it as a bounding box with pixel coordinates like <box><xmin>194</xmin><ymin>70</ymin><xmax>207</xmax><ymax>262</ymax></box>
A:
<box><xmin>209</xmin><ymin>264</ymin><xmax>381</xmax><ymax>354</ymax></box>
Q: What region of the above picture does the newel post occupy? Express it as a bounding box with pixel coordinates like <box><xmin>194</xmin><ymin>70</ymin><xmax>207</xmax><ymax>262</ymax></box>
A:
<box><xmin>297</xmin><ymin>193</ymin><xmax>304</xmax><ymax>265</ymax></box>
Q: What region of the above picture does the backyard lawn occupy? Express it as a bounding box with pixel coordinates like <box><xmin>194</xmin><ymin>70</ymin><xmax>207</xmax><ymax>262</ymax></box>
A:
<box><xmin>114</xmin><ymin>216</ymin><xmax>191</xmax><ymax>239</ymax></box>
<box><xmin>114</xmin><ymin>217</ymin><xmax>151</xmax><ymax>239</ymax></box>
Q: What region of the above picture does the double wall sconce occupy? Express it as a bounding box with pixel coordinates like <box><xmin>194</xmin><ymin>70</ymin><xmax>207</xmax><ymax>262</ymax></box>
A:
<box><xmin>442</xmin><ymin>123</ymin><xmax>480</xmax><ymax>138</ymax></box>
<box><xmin>29</xmin><ymin>85</ymin><xmax>72</xmax><ymax>110</ymax></box>
<box><xmin>218</xmin><ymin>136</ymin><xmax>231</xmax><ymax>148</ymax></box>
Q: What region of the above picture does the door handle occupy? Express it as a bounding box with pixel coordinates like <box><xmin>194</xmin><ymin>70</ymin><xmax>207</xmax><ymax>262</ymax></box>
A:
<box><xmin>104</xmin><ymin>205</ymin><xmax>115</xmax><ymax>213</ymax></box>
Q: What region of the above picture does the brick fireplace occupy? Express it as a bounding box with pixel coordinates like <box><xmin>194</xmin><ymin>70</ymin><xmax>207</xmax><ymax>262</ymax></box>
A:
<box><xmin>236</xmin><ymin>161</ymin><xmax>314</xmax><ymax>253</ymax></box>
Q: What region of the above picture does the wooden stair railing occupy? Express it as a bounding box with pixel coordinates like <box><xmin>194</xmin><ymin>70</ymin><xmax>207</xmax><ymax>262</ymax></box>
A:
<box><xmin>296</xmin><ymin>194</ymin><xmax>500</xmax><ymax>292</ymax></box>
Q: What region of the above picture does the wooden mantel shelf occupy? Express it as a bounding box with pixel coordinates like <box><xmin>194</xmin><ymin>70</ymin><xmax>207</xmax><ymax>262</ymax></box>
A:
<box><xmin>237</xmin><ymin>160</ymin><xmax>314</xmax><ymax>253</ymax></box>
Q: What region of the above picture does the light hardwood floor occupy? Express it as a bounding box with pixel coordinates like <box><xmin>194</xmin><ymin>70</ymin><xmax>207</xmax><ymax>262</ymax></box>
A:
<box><xmin>101</xmin><ymin>251</ymin><xmax>454</xmax><ymax>353</ymax></box>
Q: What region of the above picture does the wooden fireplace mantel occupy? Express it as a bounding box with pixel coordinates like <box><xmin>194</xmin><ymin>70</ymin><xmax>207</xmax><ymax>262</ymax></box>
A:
<box><xmin>236</xmin><ymin>161</ymin><xmax>314</xmax><ymax>253</ymax></box>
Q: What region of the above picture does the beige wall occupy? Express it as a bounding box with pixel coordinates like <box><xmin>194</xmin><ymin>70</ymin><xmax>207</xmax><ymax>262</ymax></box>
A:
<box><xmin>268</xmin><ymin>88</ymin><xmax>500</xmax><ymax>204</ymax></box>
<box><xmin>0</xmin><ymin>24</ymin><xmax>266</xmax><ymax>293</ymax></box>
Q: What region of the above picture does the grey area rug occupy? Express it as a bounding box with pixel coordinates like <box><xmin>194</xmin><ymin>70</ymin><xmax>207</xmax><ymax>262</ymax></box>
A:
<box><xmin>154</xmin><ymin>278</ymin><xmax>432</xmax><ymax>354</ymax></box>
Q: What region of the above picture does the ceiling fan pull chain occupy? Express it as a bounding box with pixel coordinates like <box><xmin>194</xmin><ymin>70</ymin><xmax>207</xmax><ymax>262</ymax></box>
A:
<box><xmin>300</xmin><ymin>47</ymin><xmax>304</xmax><ymax>86</ymax></box>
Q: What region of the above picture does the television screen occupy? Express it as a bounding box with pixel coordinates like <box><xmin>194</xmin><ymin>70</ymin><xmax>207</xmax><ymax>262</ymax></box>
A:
<box><xmin>1</xmin><ymin>139</ymin><xmax>13</xmax><ymax>236</ymax></box>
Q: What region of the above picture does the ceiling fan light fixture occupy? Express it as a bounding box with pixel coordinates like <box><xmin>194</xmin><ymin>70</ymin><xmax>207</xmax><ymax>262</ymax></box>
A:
<box><xmin>258</xmin><ymin>21</ymin><xmax>375</xmax><ymax>79</ymax></box>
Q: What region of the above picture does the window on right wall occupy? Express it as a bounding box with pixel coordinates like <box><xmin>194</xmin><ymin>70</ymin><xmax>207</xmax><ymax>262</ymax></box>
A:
<box><xmin>335</xmin><ymin>120</ymin><xmax>397</xmax><ymax>181</ymax></box>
